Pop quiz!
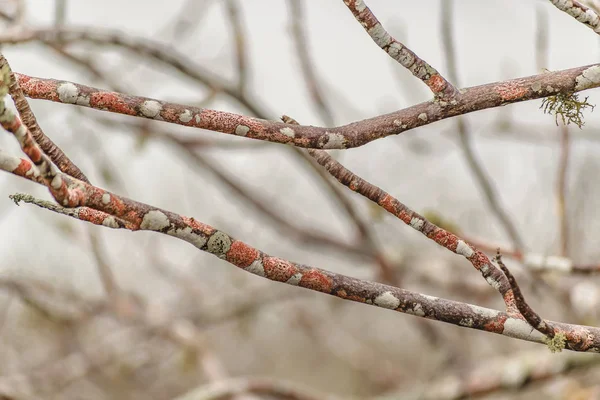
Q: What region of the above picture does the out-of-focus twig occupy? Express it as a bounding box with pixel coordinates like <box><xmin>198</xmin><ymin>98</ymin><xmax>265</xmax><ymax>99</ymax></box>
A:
<box><xmin>441</xmin><ymin>0</ymin><xmax>525</xmax><ymax>253</ymax></box>
<box><xmin>287</xmin><ymin>0</ymin><xmax>335</xmax><ymax>127</ymax></box>
<box><xmin>557</xmin><ymin>125</ymin><xmax>570</xmax><ymax>257</ymax></box>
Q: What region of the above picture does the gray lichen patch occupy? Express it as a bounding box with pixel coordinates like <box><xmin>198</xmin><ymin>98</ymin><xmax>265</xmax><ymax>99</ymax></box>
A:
<box><xmin>207</xmin><ymin>231</ymin><xmax>232</xmax><ymax>257</ymax></box>
<box><xmin>179</xmin><ymin>109</ymin><xmax>193</xmax><ymax>123</ymax></box>
<box><xmin>235</xmin><ymin>125</ymin><xmax>250</xmax><ymax>136</ymax></box>
<box><xmin>321</xmin><ymin>132</ymin><xmax>346</xmax><ymax>149</ymax></box>
<box><xmin>368</xmin><ymin>24</ymin><xmax>392</xmax><ymax>48</ymax></box>
<box><xmin>575</xmin><ymin>65</ymin><xmax>600</xmax><ymax>91</ymax></box>
<box><xmin>140</xmin><ymin>100</ymin><xmax>162</xmax><ymax>119</ymax></box>
<box><xmin>57</xmin><ymin>82</ymin><xmax>80</xmax><ymax>104</ymax></box>
<box><xmin>374</xmin><ymin>291</ymin><xmax>400</xmax><ymax>310</ymax></box>
<box><xmin>140</xmin><ymin>210</ymin><xmax>170</xmax><ymax>231</ymax></box>
<box><xmin>418</xmin><ymin>113</ymin><xmax>428</xmax><ymax>121</ymax></box>
<box><xmin>279</xmin><ymin>127</ymin><xmax>295</xmax><ymax>138</ymax></box>
<box><xmin>245</xmin><ymin>259</ymin><xmax>266</xmax><ymax>277</ymax></box>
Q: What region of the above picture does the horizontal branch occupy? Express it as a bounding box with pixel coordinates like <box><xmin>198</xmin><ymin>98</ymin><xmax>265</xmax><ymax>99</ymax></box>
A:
<box><xmin>13</xmin><ymin>62</ymin><xmax>600</xmax><ymax>149</ymax></box>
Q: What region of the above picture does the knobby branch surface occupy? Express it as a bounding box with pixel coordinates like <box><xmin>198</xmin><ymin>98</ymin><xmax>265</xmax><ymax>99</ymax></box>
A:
<box><xmin>2</xmin><ymin>77</ymin><xmax>597</xmax><ymax>352</ymax></box>
<box><xmin>11</xmin><ymin>63</ymin><xmax>600</xmax><ymax>149</ymax></box>
<box><xmin>0</xmin><ymin>53</ymin><xmax>89</xmax><ymax>183</ymax></box>
<box><xmin>342</xmin><ymin>0</ymin><xmax>458</xmax><ymax>100</ymax></box>
<box><xmin>549</xmin><ymin>0</ymin><xmax>600</xmax><ymax>34</ymax></box>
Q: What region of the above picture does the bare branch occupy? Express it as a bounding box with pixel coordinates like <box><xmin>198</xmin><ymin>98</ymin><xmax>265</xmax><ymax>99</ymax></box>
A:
<box><xmin>342</xmin><ymin>0</ymin><xmax>457</xmax><ymax>100</ymax></box>
<box><xmin>549</xmin><ymin>0</ymin><xmax>600</xmax><ymax>34</ymax></box>
<box><xmin>11</xmin><ymin>62</ymin><xmax>600</xmax><ymax>149</ymax></box>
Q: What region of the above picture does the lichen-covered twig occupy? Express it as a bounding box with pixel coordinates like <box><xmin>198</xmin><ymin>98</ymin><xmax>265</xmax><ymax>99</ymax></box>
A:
<box><xmin>0</xmin><ymin>53</ymin><xmax>90</xmax><ymax>182</ymax></box>
<box><xmin>549</xmin><ymin>0</ymin><xmax>600</xmax><ymax>35</ymax></box>
<box><xmin>495</xmin><ymin>251</ymin><xmax>557</xmax><ymax>341</ymax></box>
<box><xmin>342</xmin><ymin>0</ymin><xmax>457</xmax><ymax>100</ymax></box>
<box><xmin>9</xmin><ymin>62</ymin><xmax>599</xmax><ymax>149</ymax></box>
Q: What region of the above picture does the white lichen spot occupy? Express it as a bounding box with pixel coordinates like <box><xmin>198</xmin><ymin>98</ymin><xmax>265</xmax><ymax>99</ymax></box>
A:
<box><xmin>101</xmin><ymin>193</ymin><xmax>111</xmax><ymax>205</ymax></box>
<box><xmin>0</xmin><ymin>154</ymin><xmax>20</xmax><ymax>172</ymax></box>
<box><xmin>195</xmin><ymin>114</ymin><xmax>201</xmax><ymax>124</ymax></box>
<box><xmin>546</xmin><ymin>85</ymin><xmax>554</xmax><ymax>92</ymax></box>
<box><xmin>467</xmin><ymin>303</ymin><xmax>499</xmax><ymax>319</ymax></box>
<box><xmin>179</xmin><ymin>109</ymin><xmax>193</xmax><ymax>123</ymax></box>
<box><xmin>57</xmin><ymin>82</ymin><xmax>79</xmax><ymax>104</ymax></box>
<box><xmin>485</xmin><ymin>275</ymin><xmax>502</xmax><ymax>292</ymax></box>
<box><xmin>140</xmin><ymin>100</ymin><xmax>162</xmax><ymax>119</ymax></box>
<box><xmin>279</xmin><ymin>127</ymin><xmax>295</xmax><ymax>138</ymax></box>
<box><xmin>402</xmin><ymin>124</ymin><xmax>407</xmax><ymax>129</ymax></box>
<box><xmin>374</xmin><ymin>291</ymin><xmax>400</xmax><ymax>310</ymax></box>
<box><xmin>140</xmin><ymin>210</ymin><xmax>170</xmax><ymax>231</ymax></box>
<box><xmin>409</xmin><ymin>217</ymin><xmax>424</xmax><ymax>231</ymax></box>
<box><xmin>207</xmin><ymin>231</ymin><xmax>232</xmax><ymax>257</ymax></box>
<box><xmin>393</xmin><ymin>119</ymin><xmax>403</xmax><ymax>127</ymax></box>
<box><xmin>455</xmin><ymin>240</ymin><xmax>474</xmax><ymax>258</ymax></box>
<box><xmin>322</xmin><ymin>132</ymin><xmax>346</xmax><ymax>149</ymax></box>
<box><xmin>459</xmin><ymin>318</ymin><xmax>474</xmax><ymax>327</ymax></box>
<box><xmin>50</xmin><ymin>174</ymin><xmax>63</xmax><ymax>189</ymax></box>
<box><xmin>412</xmin><ymin>303</ymin><xmax>425</xmax><ymax>317</ymax></box>
<box><xmin>503</xmin><ymin>317</ymin><xmax>545</xmax><ymax>341</ymax></box>
<box><xmin>235</xmin><ymin>125</ymin><xmax>250</xmax><ymax>136</ymax></box>
<box><xmin>286</xmin><ymin>273</ymin><xmax>303</xmax><ymax>286</ymax></box>
<box><xmin>14</xmin><ymin>125</ymin><xmax>27</xmax><ymax>141</ymax></box>
<box><xmin>387</xmin><ymin>42</ymin><xmax>403</xmax><ymax>60</ymax></box>
<box><xmin>169</xmin><ymin>226</ymin><xmax>207</xmax><ymax>249</ymax></box>
<box><xmin>245</xmin><ymin>259</ymin><xmax>266</xmax><ymax>277</ymax></box>
<box><xmin>102</xmin><ymin>216</ymin><xmax>120</xmax><ymax>229</ymax></box>
<box><xmin>575</xmin><ymin>65</ymin><xmax>600</xmax><ymax>91</ymax></box>
<box><xmin>531</xmin><ymin>81</ymin><xmax>542</xmax><ymax>93</ymax></box>
<box><xmin>418</xmin><ymin>113</ymin><xmax>428</xmax><ymax>121</ymax></box>
<box><xmin>354</xmin><ymin>0</ymin><xmax>367</xmax><ymax>12</ymax></box>
<box><xmin>368</xmin><ymin>24</ymin><xmax>392</xmax><ymax>48</ymax></box>
<box><xmin>76</xmin><ymin>95</ymin><xmax>90</xmax><ymax>106</ymax></box>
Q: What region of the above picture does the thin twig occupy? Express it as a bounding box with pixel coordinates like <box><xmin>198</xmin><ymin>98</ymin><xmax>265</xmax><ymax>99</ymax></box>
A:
<box><xmin>548</xmin><ymin>0</ymin><xmax>600</xmax><ymax>35</ymax></box>
<box><xmin>495</xmin><ymin>251</ymin><xmax>556</xmax><ymax>338</ymax></box>
<box><xmin>342</xmin><ymin>0</ymin><xmax>457</xmax><ymax>100</ymax></box>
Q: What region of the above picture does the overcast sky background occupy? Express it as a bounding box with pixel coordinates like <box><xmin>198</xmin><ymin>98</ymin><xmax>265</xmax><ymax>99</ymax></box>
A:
<box><xmin>0</xmin><ymin>0</ymin><xmax>599</xmax><ymax>303</ymax></box>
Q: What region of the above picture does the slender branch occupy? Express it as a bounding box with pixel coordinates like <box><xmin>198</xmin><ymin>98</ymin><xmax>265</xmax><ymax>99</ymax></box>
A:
<box><xmin>3</xmin><ymin>144</ymin><xmax>600</xmax><ymax>351</ymax></box>
<box><xmin>0</xmin><ymin>53</ymin><xmax>90</xmax><ymax>182</ymax></box>
<box><xmin>495</xmin><ymin>251</ymin><xmax>556</xmax><ymax>338</ymax></box>
<box><xmin>303</xmin><ymin>145</ymin><xmax>514</xmax><ymax>304</ymax></box>
<box><xmin>342</xmin><ymin>0</ymin><xmax>457</xmax><ymax>100</ymax></box>
<box><xmin>11</xmin><ymin>62</ymin><xmax>600</xmax><ymax>149</ymax></box>
<box><xmin>549</xmin><ymin>0</ymin><xmax>600</xmax><ymax>35</ymax></box>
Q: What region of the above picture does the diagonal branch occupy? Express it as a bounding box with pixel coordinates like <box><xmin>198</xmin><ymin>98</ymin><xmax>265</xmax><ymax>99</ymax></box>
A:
<box><xmin>342</xmin><ymin>0</ymin><xmax>458</xmax><ymax>100</ymax></box>
<box><xmin>549</xmin><ymin>0</ymin><xmax>600</xmax><ymax>35</ymax></box>
<box><xmin>3</xmin><ymin>153</ymin><xmax>600</xmax><ymax>352</ymax></box>
<box><xmin>0</xmin><ymin>53</ymin><xmax>90</xmax><ymax>182</ymax></box>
